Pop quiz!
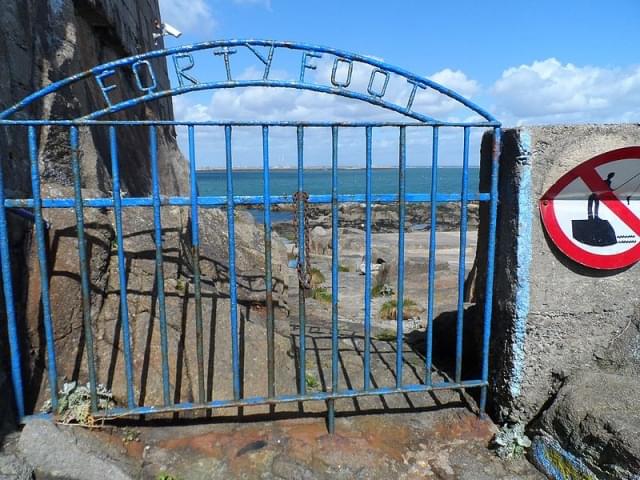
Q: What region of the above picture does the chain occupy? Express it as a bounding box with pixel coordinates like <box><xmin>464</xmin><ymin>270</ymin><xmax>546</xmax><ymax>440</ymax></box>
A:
<box><xmin>293</xmin><ymin>191</ymin><xmax>312</xmax><ymax>289</ymax></box>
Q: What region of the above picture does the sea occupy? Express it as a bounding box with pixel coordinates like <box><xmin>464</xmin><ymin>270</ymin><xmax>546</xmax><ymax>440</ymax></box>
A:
<box><xmin>197</xmin><ymin>167</ymin><xmax>480</xmax><ymax>223</ymax></box>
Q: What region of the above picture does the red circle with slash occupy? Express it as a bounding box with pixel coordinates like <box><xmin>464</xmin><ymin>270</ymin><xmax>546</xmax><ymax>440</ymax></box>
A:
<box><xmin>539</xmin><ymin>147</ymin><xmax>640</xmax><ymax>270</ymax></box>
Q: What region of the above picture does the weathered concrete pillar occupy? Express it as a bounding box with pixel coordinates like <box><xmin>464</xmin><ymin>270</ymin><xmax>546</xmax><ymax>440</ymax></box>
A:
<box><xmin>477</xmin><ymin>125</ymin><xmax>640</xmax><ymax>423</ymax></box>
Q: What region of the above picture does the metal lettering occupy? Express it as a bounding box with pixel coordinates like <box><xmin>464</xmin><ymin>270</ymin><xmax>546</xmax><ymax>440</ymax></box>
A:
<box><xmin>95</xmin><ymin>69</ymin><xmax>117</xmax><ymax>107</ymax></box>
<box><xmin>405</xmin><ymin>79</ymin><xmax>427</xmax><ymax>111</ymax></box>
<box><xmin>214</xmin><ymin>47</ymin><xmax>238</xmax><ymax>81</ymax></box>
<box><xmin>367</xmin><ymin>68</ymin><xmax>390</xmax><ymax>98</ymax></box>
<box><xmin>132</xmin><ymin>60</ymin><xmax>158</xmax><ymax>94</ymax></box>
<box><xmin>330</xmin><ymin>57</ymin><xmax>353</xmax><ymax>88</ymax></box>
<box><xmin>300</xmin><ymin>51</ymin><xmax>322</xmax><ymax>82</ymax></box>
<box><xmin>172</xmin><ymin>53</ymin><xmax>199</xmax><ymax>87</ymax></box>
<box><xmin>245</xmin><ymin>43</ymin><xmax>275</xmax><ymax>80</ymax></box>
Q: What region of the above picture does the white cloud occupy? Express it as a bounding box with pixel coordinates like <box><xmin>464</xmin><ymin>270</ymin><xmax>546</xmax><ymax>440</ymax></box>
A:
<box><xmin>158</xmin><ymin>0</ymin><xmax>217</xmax><ymax>35</ymax></box>
<box><xmin>492</xmin><ymin>58</ymin><xmax>640</xmax><ymax>124</ymax></box>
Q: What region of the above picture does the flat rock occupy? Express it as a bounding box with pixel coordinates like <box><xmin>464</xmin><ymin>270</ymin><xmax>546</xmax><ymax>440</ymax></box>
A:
<box><xmin>18</xmin><ymin>420</ymin><xmax>140</xmax><ymax>479</ymax></box>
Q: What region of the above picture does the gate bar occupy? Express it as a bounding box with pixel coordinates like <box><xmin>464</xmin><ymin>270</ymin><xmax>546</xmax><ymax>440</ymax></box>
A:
<box><xmin>109</xmin><ymin>127</ymin><xmax>135</xmax><ymax>408</ymax></box>
<box><xmin>480</xmin><ymin>127</ymin><xmax>502</xmax><ymax>413</ymax></box>
<box><xmin>262</xmin><ymin>126</ymin><xmax>275</xmax><ymax>400</ymax></box>
<box><xmin>396</xmin><ymin>126</ymin><xmax>407</xmax><ymax>388</ymax></box>
<box><xmin>455</xmin><ymin>127</ymin><xmax>471</xmax><ymax>383</ymax></box>
<box><xmin>91</xmin><ymin>380</ymin><xmax>488</xmax><ymax>419</ymax></box>
<box><xmin>4</xmin><ymin>192</ymin><xmax>491</xmax><ymax>209</ymax></box>
<box><xmin>225</xmin><ymin>126</ymin><xmax>241</xmax><ymax>401</ymax></box>
<box><xmin>0</xmin><ymin>150</ymin><xmax>26</xmax><ymax>418</ymax></box>
<box><xmin>149</xmin><ymin>126</ymin><xmax>171</xmax><ymax>406</ymax></box>
<box><xmin>425</xmin><ymin>126</ymin><xmax>439</xmax><ymax>386</ymax></box>
<box><xmin>188</xmin><ymin>126</ymin><xmax>206</xmax><ymax>405</ymax></box>
<box><xmin>363</xmin><ymin>126</ymin><xmax>373</xmax><ymax>390</ymax></box>
<box><xmin>328</xmin><ymin>126</ymin><xmax>339</xmax><ymax>433</ymax></box>
<box><xmin>71</xmin><ymin>127</ymin><xmax>99</xmax><ymax>410</ymax></box>
<box><xmin>28</xmin><ymin>127</ymin><xmax>59</xmax><ymax>409</ymax></box>
<box><xmin>296</xmin><ymin>126</ymin><xmax>307</xmax><ymax>395</ymax></box>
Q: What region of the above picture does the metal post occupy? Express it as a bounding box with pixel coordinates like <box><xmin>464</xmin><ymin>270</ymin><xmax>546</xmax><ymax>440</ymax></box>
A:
<box><xmin>425</xmin><ymin>126</ymin><xmax>439</xmax><ymax>386</ymax></box>
<box><xmin>109</xmin><ymin>127</ymin><xmax>135</xmax><ymax>408</ymax></box>
<box><xmin>480</xmin><ymin>127</ymin><xmax>501</xmax><ymax>414</ymax></box>
<box><xmin>455</xmin><ymin>127</ymin><xmax>471</xmax><ymax>384</ymax></box>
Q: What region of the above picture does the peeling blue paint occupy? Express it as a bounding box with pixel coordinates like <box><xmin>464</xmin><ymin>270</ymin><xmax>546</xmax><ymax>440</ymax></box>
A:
<box><xmin>531</xmin><ymin>435</ymin><xmax>597</xmax><ymax>479</ymax></box>
<box><xmin>509</xmin><ymin>130</ymin><xmax>532</xmax><ymax>398</ymax></box>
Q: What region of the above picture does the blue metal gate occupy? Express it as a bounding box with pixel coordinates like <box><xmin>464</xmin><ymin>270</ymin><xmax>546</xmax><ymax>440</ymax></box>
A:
<box><xmin>0</xmin><ymin>40</ymin><xmax>501</xmax><ymax>430</ymax></box>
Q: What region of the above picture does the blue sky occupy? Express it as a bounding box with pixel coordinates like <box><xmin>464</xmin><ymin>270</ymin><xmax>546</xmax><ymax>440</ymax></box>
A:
<box><xmin>157</xmin><ymin>0</ymin><xmax>640</xmax><ymax>167</ymax></box>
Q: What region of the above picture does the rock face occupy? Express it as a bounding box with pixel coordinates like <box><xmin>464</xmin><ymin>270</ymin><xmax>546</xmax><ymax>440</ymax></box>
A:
<box><xmin>474</xmin><ymin>126</ymin><xmax>640</xmax><ymax>423</ymax></box>
<box><xmin>0</xmin><ymin>0</ymin><xmax>291</xmax><ymax>417</ymax></box>
<box><xmin>535</xmin><ymin>370</ymin><xmax>640</xmax><ymax>479</ymax></box>
<box><xmin>473</xmin><ymin>126</ymin><xmax>640</xmax><ymax>478</ymax></box>
<box><xmin>19</xmin><ymin>419</ymin><xmax>139</xmax><ymax>479</ymax></box>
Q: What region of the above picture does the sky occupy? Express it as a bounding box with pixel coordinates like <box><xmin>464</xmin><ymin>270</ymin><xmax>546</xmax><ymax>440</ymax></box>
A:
<box><xmin>156</xmin><ymin>0</ymin><xmax>640</xmax><ymax>168</ymax></box>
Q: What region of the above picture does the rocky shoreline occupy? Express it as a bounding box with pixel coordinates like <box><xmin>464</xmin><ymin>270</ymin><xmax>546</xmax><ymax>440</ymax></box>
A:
<box><xmin>260</xmin><ymin>201</ymin><xmax>479</xmax><ymax>240</ymax></box>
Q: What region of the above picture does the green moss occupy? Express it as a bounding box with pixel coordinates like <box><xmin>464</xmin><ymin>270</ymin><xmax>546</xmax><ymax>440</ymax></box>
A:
<box><xmin>338</xmin><ymin>264</ymin><xmax>350</xmax><ymax>272</ymax></box>
<box><xmin>305</xmin><ymin>373</ymin><xmax>320</xmax><ymax>391</ymax></box>
<box><xmin>309</xmin><ymin>267</ymin><xmax>325</xmax><ymax>287</ymax></box>
<box><xmin>311</xmin><ymin>287</ymin><xmax>332</xmax><ymax>303</ymax></box>
<box><xmin>371</xmin><ymin>283</ymin><xmax>394</xmax><ymax>297</ymax></box>
<box><xmin>156</xmin><ymin>474</ymin><xmax>180</xmax><ymax>480</ymax></box>
<box><xmin>374</xmin><ymin>329</ymin><xmax>397</xmax><ymax>341</ymax></box>
<box><xmin>379</xmin><ymin>298</ymin><xmax>421</xmax><ymax>321</ymax></box>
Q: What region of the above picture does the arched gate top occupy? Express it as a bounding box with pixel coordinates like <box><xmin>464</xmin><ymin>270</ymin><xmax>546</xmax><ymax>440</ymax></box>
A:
<box><xmin>0</xmin><ymin>40</ymin><xmax>499</xmax><ymax>124</ymax></box>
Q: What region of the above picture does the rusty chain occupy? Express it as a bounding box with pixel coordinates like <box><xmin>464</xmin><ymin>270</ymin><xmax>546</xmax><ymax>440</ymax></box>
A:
<box><xmin>292</xmin><ymin>191</ymin><xmax>312</xmax><ymax>290</ymax></box>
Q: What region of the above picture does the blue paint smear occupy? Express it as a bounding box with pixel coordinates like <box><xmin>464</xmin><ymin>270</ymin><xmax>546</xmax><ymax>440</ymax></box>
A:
<box><xmin>510</xmin><ymin>130</ymin><xmax>532</xmax><ymax>399</ymax></box>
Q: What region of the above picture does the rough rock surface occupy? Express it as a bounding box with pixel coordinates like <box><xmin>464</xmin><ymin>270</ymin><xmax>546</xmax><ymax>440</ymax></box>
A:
<box><xmin>20</xmin><ymin>197</ymin><xmax>290</xmax><ymax>410</ymax></box>
<box><xmin>19</xmin><ymin>419</ymin><xmax>139</xmax><ymax>479</ymax></box>
<box><xmin>536</xmin><ymin>370</ymin><xmax>640</xmax><ymax>479</ymax></box>
<box><xmin>12</xmin><ymin>410</ymin><xmax>543</xmax><ymax>480</ymax></box>
<box><xmin>272</xmin><ymin>202</ymin><xmax>479</xmax><ymax>239</ymax></box>
<box><xmin>531</xmin><ymin>306</ymin><xmax>640</xmax><ymax>479</ymax></box>
<box><xmin>474</xmin><ymin>126</ymin><xmax>640</xmax><ymax>423</ymax></box>
<box><xmin>0</xmin><ymin>0</ymin><xmax>291</xmax><ymax>419</ymax></box>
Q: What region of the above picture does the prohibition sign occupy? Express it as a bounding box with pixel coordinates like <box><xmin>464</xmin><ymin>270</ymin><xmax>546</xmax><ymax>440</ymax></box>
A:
<box><xmin>539</xmin><ymin>146</ymin><xmax>640</xmax><ymax>270</ymax></box>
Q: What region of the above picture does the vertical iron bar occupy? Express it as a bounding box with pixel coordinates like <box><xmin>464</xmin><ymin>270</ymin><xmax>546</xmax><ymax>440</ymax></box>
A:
<box><xmin>149</xmin><ymin>126</ymin><xmax>171</xmax><ymax>406</ymax></box>
<box><xmin>70</xmin><ymin>127</ymin><xmax>98</xmax><ymax>411</ymax></box>
<box><xmin>395</xmin><ymin>126</ymin><xmax>406</xmax><ymax>388</ymax></box>
<box><xmin>262</xmin><ymin>126</ymin><xmax>275</xmax><ymax>399</ymax></box>
<box><xmin>296</xmin><ymin>125</ymin><xmax>306</xmax><ymax>395</ymax></box>
<box><xmin>2</xmin><ymin>143</ymin><xmax>25</xmax><ymax>418</ymax></box>
<box><xmin>109</xmin><ymin>127</ymin><xmax>135</xmax><ymax>408</ymax></box>
<box><xmin>328</xmin><ymin>126</ymin><xmax>339</xmax><ymax>433</ymax></box>
<box><xmin>455</xmin><ymin>127</ymin><xmax>471</xmax><ymax>384</ymax></box>
<box><xmin>188</xmin><ymin>125</ymin><xmax>205</xmax><ymax>405</ymax></box>
<box><xmin>27</xmin><ymin>128</ymin><xmax>58</xmax><ymax>411</ymax></box>
<box><xmin>480</xmin><ymin>127</ymin><xmax>501</xmax><ymax>414</ymax></box>
<box><xmin>363</xmin><ymin>127</ymin><xmax>373</xmax><ymax>390</ymax></box>
<box><xmin>225</xmin><ymin>125</ymin><xmax>241</xmax><ymax>401</ymax></box>
<box><xmin>425</xmin><ymin>127</ymin><xmax>439</xmax><ymax>386</ymax></box>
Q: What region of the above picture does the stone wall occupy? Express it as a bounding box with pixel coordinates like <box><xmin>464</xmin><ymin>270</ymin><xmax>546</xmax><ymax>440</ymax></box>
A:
<box><xmin>0</xmin><ymin>0</ymin><xmax>291</xmax><ymax>420</ymax></box>
<box><xmin>476</xmin><ymin>125</ymin><xmax>640</xmax><ymax>424</ymax></box>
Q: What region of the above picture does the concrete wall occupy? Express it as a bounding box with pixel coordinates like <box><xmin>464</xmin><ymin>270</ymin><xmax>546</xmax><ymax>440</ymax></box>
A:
<box><xmin>477</xmin><ymin>125</ymin><xmax>640</xmax><ymax>423</ymax></box>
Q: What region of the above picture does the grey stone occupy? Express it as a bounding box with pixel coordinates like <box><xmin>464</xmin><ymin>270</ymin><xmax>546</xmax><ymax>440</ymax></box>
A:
<box><xmin>271</xmin><ymin>456</ymin><xmax>317</xmax><ymax>480</ymax></box>
<box><xmin>537</xmin><ymin>370</ymin><xmax>640</xmax><ymax>479</ymax></box>
<box><xmin>0</xmin><ymin>453</ymin><xmax>33</xmax><ymax>480</ymax></box>
<box><xmin>18</xmin><ymin>420</ymin><xmax>139</xmax><ymax>479</ymax></box>
<box><xmin>474</xmin><ymin>125</ymin><xmax>640</xmax><ymax>423</ymax></box>
<box><xmin>310</xmin><ymin>226</ymin><xmax>331</xmax><ymax>255</ymax></box>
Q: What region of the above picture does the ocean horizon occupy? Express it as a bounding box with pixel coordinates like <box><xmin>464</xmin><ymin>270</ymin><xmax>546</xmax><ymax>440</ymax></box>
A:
<box><xmin>196</xmin><ymin>167</ymin><xmax>480</xmax><ymax>197</ymax></box>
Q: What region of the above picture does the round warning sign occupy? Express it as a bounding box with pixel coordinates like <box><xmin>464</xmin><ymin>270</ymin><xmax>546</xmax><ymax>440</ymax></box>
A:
<box><xmin>539</xmin><ymin>146</ymin><xmax>640</xmax><ymax>270</ymax></box>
